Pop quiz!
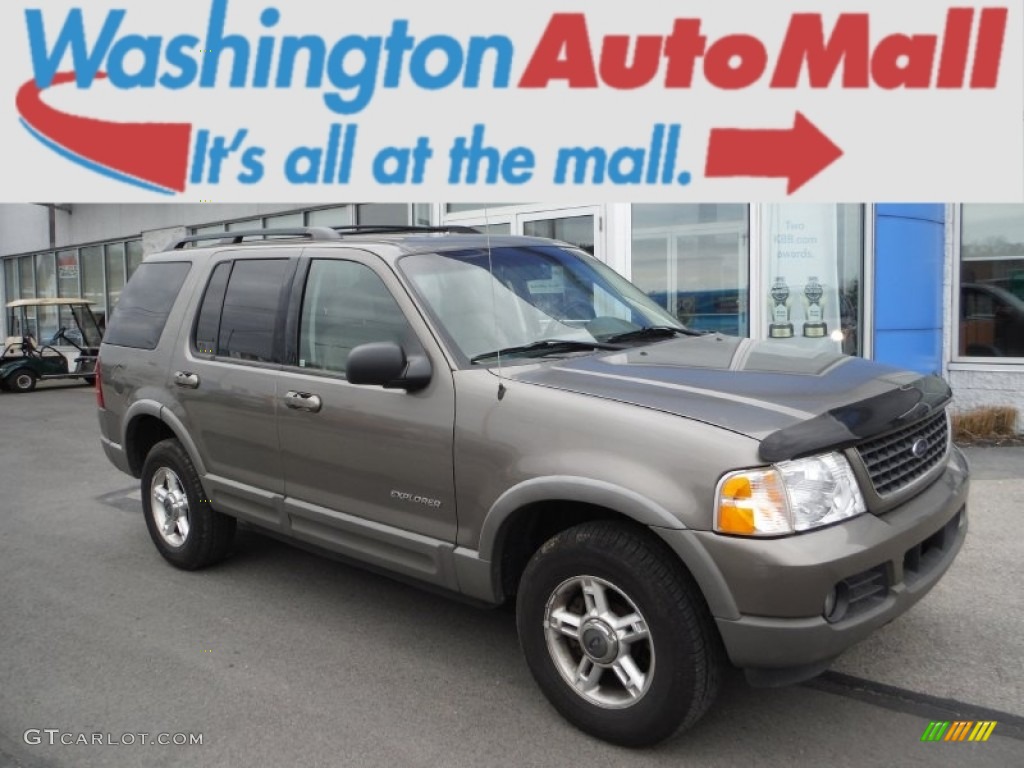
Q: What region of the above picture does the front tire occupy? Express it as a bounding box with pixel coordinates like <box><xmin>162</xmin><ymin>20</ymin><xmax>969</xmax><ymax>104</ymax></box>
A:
<box><xmin>141</xmin><ymin>439</ymin><xmax>236</xmax><ymax>570</ymax></box>
<box><xmin>6</xmin><ymin>369</ymin><xmax>37</xmax><ymax>393</ymax></box>
<box><xmin>516</xmin><ymin>521</ymin><xmax>722</xmax><ymax>747</ymax></box>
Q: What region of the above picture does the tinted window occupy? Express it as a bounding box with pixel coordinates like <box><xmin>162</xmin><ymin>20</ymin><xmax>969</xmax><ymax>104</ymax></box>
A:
<box><xmin>218</xmin><ymin>260</ymin><xmax>288</xmax><ymax>363</ymax></box>
<box><xmin>299</xmin><ymin>260</ymin><xmax>418</xmax><ymax>375</ymax></box>
<box><xmin>193</xmin><ymin>262</ymin><xmax>232</xmax><ymax>355</ymax></box>
<box><xmin>103</xmin><ymin>262</ymin><xmax>190</xmax><ymax>349</ymax></box>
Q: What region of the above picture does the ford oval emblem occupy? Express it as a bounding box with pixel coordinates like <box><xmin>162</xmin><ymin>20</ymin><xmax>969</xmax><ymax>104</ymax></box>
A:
<box><xmin>911</xmin><ymin>438</ymin><xmax>930</xmax><ymax>459</ymax></box>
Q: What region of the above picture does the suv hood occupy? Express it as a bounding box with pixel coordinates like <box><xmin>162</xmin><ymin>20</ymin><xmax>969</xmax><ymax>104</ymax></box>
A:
<box><xmin>504</xmin><ymin>335</ymin><xmax>951</xmax><ymax>462</ymax></box>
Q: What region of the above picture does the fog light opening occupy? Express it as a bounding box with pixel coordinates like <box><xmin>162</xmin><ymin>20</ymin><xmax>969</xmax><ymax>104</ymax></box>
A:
<box><xmin>824</xmin><ymin>583</ymin><xmax>850</xmax><ymax>624</ymax></box>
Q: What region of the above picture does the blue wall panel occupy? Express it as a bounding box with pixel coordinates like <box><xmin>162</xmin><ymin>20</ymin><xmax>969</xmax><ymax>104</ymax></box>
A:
<box><xmin>873</xmin><ymin>205</ymin><xmax>946</xmax><ymax>374</ymax></box>
<box><xmin>873</xmin><ymin>330</ymin><xmax>944</xmax><ymax>378</ymax></box>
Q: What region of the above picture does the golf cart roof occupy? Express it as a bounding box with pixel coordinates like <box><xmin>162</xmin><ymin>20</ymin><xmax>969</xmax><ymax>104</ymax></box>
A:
<box><xmin>6</xmin><ymin>298</ymin><xmax>95</xmax><ymax>309</ymax></box>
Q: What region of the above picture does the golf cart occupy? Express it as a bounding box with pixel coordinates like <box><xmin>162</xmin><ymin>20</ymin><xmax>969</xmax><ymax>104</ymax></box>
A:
<box><xmin>1</xmin><ymin>298</ymin><xmax>103</xmax><ymax>392</ymax></box>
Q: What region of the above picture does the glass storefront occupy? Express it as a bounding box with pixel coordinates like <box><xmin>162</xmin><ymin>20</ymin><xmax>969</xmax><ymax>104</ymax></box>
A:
<box><xmin>632</xmin><ymin>204</ymin><xmax>749</xmax><ymax>336</ymax></box>
<box><xmin>523</xmin><ymin>215</ymin><xmax>596</xmax><ymax>255</ymax></box>
<box><xmin>126</xmin><ymin>241</ymin><xmax>144</xmax><ymax>279</ymax></box>
<box><xmin>79</xmin><ymin>245</ymin><xmax>105</xmax><ymax>326</ymax></box>
<box><xmin>3</xmin><ymin>236</ymin><xmax>146</xmax><ymax>338</ymax></box>
<box><xmin>34</xmin><ymin>252</ymin><xmax>58</xmax><ymax>340</ymax></box>
<box><xmin>308</xmin><ymin>206</ymin><xmax>354</xmax><ymax>228</ymax></box>
<box><xmin>761</xmin><ymin>204</ymin><xmax>864</xmax><ymax>356</ymax></box>
<box><xmin>959</xmin><ymin>204</ymin><xmax>1024</xmax><ymax>360</ymax></box>
<box><xmin>4</xmin><ymin>203</ymin><xmax>869</xmax><ymax>360</ymax></box>
<box><xmin>17</xmin><ymin>256</ymin><xmax>36</xmax><ymax>337</ymax></box>
<box><xmin>3</xmin><ymin>258</ymin><xmax>16</xmax><ymax>337</ymax></box>
<box><xmin>105</xmin><ymin>242</ymin><xmax>126</xmax><ymax>313</ymax></box>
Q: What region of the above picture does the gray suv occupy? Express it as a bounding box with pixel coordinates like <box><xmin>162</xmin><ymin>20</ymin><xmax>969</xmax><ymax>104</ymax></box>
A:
<box><xmin>97</xmin><ymin>227</ymin><xmax>968</xmax><ymax>746</ymax></box>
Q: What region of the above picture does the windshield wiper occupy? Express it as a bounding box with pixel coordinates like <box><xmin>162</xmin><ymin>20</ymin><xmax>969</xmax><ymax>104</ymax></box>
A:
<box><xmin>470</xmin><ymin>339</ymin><xmax>624</xmax><ymax>365</ymax></box>
<box><xmin>604</xmin><ymin>326</ymin><xmax>705</xmax><ymax>344</ymax></box>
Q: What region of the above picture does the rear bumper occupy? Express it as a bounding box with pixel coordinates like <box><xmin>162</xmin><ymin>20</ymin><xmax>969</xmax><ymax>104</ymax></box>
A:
<box><xmin>101</xmin><ymin>434</ymin><xmax>132</xmax><ymax>475</ymax></box>
<box><xmin>656</xmin><ymin>446</ymin><xmax>969</xmax><ymax>678</ymax></box>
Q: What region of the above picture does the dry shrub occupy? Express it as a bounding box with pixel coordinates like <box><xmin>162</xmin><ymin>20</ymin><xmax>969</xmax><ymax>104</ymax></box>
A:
<box><xmin>951</xmin><ymin>406</ymin><xmax>1020</xmax><ymax>442</ymax></box>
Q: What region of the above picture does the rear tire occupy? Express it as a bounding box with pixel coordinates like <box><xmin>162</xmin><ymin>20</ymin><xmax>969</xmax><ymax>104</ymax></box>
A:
<box><xmin>141</xmin><ymin>439</ymin><xmax>236</xmax><ymax>570</ymax></box>
<box><xmin>516</xmin><ymin>521</ymin><xmax>722</xmax><ymax>747</ymax></box>
<box><xmin>6</xmin><ymin>369</ymin><xmax>37</xmax><ymax>393</ymax></box>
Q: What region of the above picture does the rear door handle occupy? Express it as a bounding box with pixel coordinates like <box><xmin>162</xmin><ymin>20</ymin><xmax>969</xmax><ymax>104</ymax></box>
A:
<box><xmin>174</xmin><ymin>371</ymin><xmax>200</xmax><ymax>389</ymax></box>
<box><xmin>284</xmin><ymin>391</ymin><xmax>323</xmax><ymax>413</ymax></box>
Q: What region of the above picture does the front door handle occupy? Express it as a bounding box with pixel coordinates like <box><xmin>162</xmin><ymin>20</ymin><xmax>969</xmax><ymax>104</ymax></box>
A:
<box><xmin>284</xmin><ymin>391</ymin><xmax>323</xmax><ymax>413</ymax></box>
<box><xmin>174</xmin><ymin>371</ymin><xmax>200</xmax><ymax>389</ymax></box>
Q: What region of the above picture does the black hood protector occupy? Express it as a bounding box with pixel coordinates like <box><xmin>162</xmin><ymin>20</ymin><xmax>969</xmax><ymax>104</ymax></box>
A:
<box><xmin>504</xmin><ymin>336</ymin><xmax>951</xmax><ymax>462</ymax></box>
<box><xmin>757</xmin><ymin>375</ymin><xmax>951</xmax><ymax>461</ymax></box>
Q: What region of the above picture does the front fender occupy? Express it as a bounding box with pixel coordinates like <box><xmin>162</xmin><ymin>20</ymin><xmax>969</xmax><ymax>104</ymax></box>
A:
<box><xmin>0</xmin><ymin>360</ymin><xmax>37</xmax><ymax>378</ymax></box>
<box><xmin>478</xmin><ymin>475</ymin><xmax>686</xmax><ymax>560</ymax></box>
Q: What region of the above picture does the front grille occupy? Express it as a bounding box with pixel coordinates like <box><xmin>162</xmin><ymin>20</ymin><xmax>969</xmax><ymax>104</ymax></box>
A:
<box><xmin>856</xmin><ymin>410</ymin><xmax>949</xmax><ymax>497</ymax></box>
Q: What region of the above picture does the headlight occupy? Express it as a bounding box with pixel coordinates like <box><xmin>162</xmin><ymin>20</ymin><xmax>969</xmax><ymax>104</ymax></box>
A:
<box><xmin>715</xmin><ymin>453</ymin><xmax>866</xmax><ymax>536</ymax></box>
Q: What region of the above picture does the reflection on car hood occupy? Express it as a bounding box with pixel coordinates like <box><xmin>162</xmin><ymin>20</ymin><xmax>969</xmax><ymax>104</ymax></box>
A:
<box><xmin>502</xmin><ymin>335</ymin><xmax>951</xmax><ymax>461</ymax></box>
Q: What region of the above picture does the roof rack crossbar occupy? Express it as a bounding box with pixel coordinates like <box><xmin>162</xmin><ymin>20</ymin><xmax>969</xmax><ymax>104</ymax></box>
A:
<box><xmin>172</xmin><ymin>227</ymin><xmax>342</xmax><ymax>249</ymax></box>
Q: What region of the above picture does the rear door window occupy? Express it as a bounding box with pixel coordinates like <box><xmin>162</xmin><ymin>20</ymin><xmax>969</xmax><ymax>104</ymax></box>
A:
<box><xmin>191</xmin><ymin>259</ymin><xmax>290</xmax><ymax>364</ymax></box>
<box><xmin>193</xmin><ymin>262</ymin><xmax>232</xmax><ymax>355</ymax></box>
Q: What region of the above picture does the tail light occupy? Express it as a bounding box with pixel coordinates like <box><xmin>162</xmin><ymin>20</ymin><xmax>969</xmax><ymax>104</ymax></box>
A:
<box><xmin>95</xmin><ymin>358</ymin><xmax>105</xmax><ymax>409</ymax></box>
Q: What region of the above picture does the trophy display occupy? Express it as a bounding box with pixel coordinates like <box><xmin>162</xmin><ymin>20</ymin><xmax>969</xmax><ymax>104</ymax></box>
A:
<box><xmin>768</xmin><ymin>277</ymin><xmax>794</xmax><ymax>339</ymax></box>
<box><xmin>802</xmin><ymin>277</ymin><xmax>828</xmax><ymax>338</ymax></box>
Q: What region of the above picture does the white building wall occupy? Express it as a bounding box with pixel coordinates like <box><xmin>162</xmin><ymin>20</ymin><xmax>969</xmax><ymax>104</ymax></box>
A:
<box><xmin>0</xmin><ymin>204</ymin><xmax>57</xmax><ymax>256</ymax></box>
<box><xmin>948</xmin><ymin>369</ymin><xmax>1024</xmax><ymax>430</ymax></box>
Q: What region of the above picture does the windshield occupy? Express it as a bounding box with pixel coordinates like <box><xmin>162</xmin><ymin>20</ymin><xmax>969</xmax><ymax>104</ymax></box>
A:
<box><xmin>399</xmin><ymin>245</ymin><xmax>683</xmax><ymax>363</ymax></box>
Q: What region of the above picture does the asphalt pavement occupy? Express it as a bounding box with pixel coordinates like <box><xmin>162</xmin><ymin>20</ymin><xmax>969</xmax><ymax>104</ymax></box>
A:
<box><xmin>1</xmin><ymin>382</ymin><xmax>1021</xmax><ymax>767</ymax></box>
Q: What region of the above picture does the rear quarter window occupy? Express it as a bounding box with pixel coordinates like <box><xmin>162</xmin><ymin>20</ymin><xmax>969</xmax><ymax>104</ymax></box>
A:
<box><xmin>103</xmin><ymin>262</ymin><xmax>191</xmax><ymax>349</ymax></box>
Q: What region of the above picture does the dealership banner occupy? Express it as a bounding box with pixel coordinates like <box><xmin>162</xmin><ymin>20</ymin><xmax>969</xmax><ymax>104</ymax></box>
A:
<box><xmin>0</xmin><ymin>0</ymin><xmax>1021</xmax><ymax>202</ymax></box>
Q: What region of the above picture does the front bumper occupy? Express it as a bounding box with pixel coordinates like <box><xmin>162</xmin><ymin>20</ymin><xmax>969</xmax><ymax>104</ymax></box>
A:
<box><xmin>656</xmin><ymin>446</ymin><xmax>969</xmax><ymax>677</ymax></box>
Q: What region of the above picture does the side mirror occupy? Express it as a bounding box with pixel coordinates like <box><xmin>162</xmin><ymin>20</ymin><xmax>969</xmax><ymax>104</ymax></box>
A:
<box><xmin>346</xmin><ymin>342</ymin><xmax>432</xmax><ymax>392</ymax></box>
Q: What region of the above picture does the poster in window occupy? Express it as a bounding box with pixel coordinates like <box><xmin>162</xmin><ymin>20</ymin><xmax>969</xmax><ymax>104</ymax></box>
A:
<box><xmin>764</xmin><ymin>205</ymin><xmax>842</xmax><ymax>349</ymax></box>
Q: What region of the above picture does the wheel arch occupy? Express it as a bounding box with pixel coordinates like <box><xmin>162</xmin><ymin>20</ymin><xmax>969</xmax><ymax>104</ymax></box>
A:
<box><xmin>122</xmin><ymin>401</ymin><xmax>207</xmax><ymax>479</ymax></box>
<box><xmin>477</xmin><ymin>477</ymin><xmax>688</xmax><ymax>603</ymax></box>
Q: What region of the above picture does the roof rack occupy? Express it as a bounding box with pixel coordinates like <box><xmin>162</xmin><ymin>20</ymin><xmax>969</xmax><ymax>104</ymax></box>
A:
<box><xmin>171</xmin><ymin>224</ymin><xmax>481</xmax><ymax>250</ymax></box>
<box><xmin>330</xmin><ymin>225</ymin><xmax>481</xmax><ymax>235</ymax></box>
<box><xmin>172</xmin><ymin>227</ymin><xmax>342</xmax><ymax>249</ymax></box>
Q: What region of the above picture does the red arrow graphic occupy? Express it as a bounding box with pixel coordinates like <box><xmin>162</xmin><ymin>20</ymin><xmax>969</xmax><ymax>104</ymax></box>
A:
<box><xmin>705</xmin><ymin>112</ymin><xmax>843</xmax><ymax>195</ymax></box>
<box><xmin>16</xmin><ymin>72</ymin><xmax>192</xmax><ymax>193</ymax></box>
